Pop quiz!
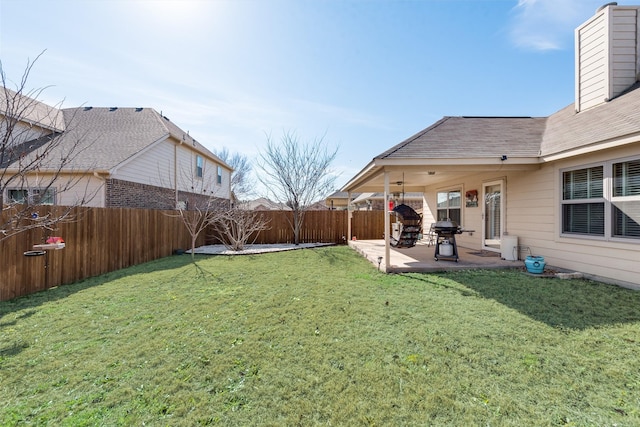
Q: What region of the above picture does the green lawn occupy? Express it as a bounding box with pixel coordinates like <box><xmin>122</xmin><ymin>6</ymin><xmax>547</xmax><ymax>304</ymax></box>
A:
<box><xmin>1</xmin><ymin>246</ymin><xmax>639</xmax><ymax>426</ymax></box>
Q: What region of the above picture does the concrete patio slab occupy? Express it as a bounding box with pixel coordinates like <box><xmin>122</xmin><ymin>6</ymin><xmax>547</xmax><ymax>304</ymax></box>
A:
<box><xmin>349</xmin><ymin>239</ymin><xmax>523</xmax><ymax>273</ymax></box>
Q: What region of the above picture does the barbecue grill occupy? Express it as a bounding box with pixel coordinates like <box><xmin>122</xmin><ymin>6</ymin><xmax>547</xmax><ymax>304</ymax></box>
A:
<box><xmin>433</xmin><ymin>219</ymin><xmax>462</xmax><ymax>261</ymax></box>
<box><xmin>390</xmin><ymin>204</ymin><xmax>422</xmax><ymax>248</ymax></box>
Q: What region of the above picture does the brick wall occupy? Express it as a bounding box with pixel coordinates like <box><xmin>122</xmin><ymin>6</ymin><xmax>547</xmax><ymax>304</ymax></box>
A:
<box><xmin>106</xmin><ymin>179</ymin><xmax>224</xmax><ymax>210</ymax></box>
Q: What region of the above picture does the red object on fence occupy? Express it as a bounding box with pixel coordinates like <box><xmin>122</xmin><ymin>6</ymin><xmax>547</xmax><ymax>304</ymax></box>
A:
<box><xmin>388</xmin><ymin>200</ymin><xmax>394</xmax><ymax>211</ymax></box>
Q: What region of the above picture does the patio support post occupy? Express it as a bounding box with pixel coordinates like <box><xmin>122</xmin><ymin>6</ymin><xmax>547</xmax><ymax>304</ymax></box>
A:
<box><xmin>384</xmin><ymin>170</ymin><xmax>390</xmax><ymax>271</ymax></box>
<box><xmin>347</xmin><ymin>191</ymin><xmax>352</xmax><ymax>240</ymax></box>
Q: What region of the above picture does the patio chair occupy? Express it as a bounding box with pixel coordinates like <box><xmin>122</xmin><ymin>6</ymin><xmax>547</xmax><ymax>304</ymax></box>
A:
<box><xmin>426</xmin><ymin>223</ymin><xmax>436</xmax><ymax>247</ymax></box>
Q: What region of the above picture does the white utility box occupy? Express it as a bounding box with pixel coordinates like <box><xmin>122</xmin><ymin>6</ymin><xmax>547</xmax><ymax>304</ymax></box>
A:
<box><xmin>501</xmin><ymin>235</ymin><xmax>518</xmax><ymax>260</ymax></box>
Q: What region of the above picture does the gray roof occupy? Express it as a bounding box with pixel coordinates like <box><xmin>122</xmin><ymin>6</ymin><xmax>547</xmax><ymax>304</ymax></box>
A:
<box><xmin>377</xmin><ymin>116</ymin><xmax>547</xmax><ymax>160</ymax></box>
<box><xmin>541</xmin><ymin>82</ymin><xmax>640</xmax><ymax>157</ymax></box>
<box><xmin>374</xmin><ymin>83</ymin><xmax>640</xmax><ymax>162</ymax></box>
<box><xmin>9</xmin><ymin>107</ymin><xmax>229</xmax><ymax>171</ymax></box>
<box><xmin>325</xmin><ymin>191</ymin><xmax>356</xmax><ymax>199</ymax></box>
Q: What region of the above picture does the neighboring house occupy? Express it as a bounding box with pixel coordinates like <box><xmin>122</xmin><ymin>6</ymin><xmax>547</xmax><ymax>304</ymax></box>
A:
<box><xmin>325</xmin><ymin>191</ymin><xmax>355</xmax><ymax>210</ymax></box>
<box><xmin>324</xmin><ymin>191</ymin><xmax>422</xmax><ymax>211</ymax></box>
<box><xmin>1</xmin><ymin>92</ymin><xmax>232</xmax><ymax>210</ymax></box>
<box><xmin>242</xmin><ymin>197</ymin><xmax>328</xmax><ymax>210</ymax></box>
<box><xmin>242</xmin><ymin>197</ymin><xmax>290</xmax><ymax>210</ymax></box>
<box><xmin>307</xmin><ymin>200</ymin><xmax>331</xmax><ymax>210</ymax></box>
<box><xmin>342</xmin><ymin>3</ymin><xmax>640</xmax><ymax>288</ymax></box>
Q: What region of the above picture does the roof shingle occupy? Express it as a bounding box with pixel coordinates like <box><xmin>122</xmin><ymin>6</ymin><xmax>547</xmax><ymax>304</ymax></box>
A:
<box><xmin>7</xmin><ymin>107</ymin><xmax>229</xmax><ymax>171</ymax></box>
<box><xmin>377</xmin><ymin>116</ymin><xmax>547</xmax><ymax>160</ymax></box>
<box><xmin>541</xmin><ymin>82</ymin><xmax>640</xmax><ymax>157</ymax></box>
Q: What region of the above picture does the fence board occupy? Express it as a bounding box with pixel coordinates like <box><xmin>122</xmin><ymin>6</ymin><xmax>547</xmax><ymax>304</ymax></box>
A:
<box><xmin>351</xmin><ymin>211</ymin><xmax>394</xmax><ymax>240</ymax></box>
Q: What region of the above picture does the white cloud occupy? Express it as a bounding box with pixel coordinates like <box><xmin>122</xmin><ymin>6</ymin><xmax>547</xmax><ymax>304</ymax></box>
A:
<box><xmin>508</xmin><ymin>0</ymin><xmax>606</xmax><ymax>51</ymax></box>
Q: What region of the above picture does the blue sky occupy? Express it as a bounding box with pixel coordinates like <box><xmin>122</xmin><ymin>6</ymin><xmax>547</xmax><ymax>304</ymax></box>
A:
<box><xmin>0</xmin><ymin>0</ymin><xmax>608</xmax><ymax>191</ymax></box>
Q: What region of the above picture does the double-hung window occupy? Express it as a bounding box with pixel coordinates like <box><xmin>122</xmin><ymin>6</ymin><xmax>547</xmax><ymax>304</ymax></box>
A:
<box><xmin>562</xmin><ymin>166</ymin><xmax>604</xmax><ymax>236</ymax></box>
<box><xmin>436</xmin><ymin>190</ymin><xmax>461</xmax><ymax>224</ymax></box>
<box><xmin>196</xmin><ymin>155</ymin><xmax>203</xmax><ymax>178</ymax></box>
<box><xmin>612</xmin><ymin>159</ymin><xmax>640</xmax><ymax>238</ymax></box>
<box><xmin>561</xmin><ymin>158</ymin><xmax>640</xmax><ymax>240</ymax></box>
<box><xmin>217</xmin><ymin>165</ymin><xmax>222</xmax><ymax>185</ymax></box>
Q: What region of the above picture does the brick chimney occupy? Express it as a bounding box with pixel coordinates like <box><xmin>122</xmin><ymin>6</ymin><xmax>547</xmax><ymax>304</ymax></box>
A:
<box><xmin>575</xmin><ymin>3</ymin><xmax>640</xmax><ymax>112</ymax></box>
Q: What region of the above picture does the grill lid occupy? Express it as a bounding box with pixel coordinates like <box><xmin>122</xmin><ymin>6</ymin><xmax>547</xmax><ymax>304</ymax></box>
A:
<box><xmin>434</xmin><ymin>220</ymin><xmax>459</xmax><ymax>229</ymax></box>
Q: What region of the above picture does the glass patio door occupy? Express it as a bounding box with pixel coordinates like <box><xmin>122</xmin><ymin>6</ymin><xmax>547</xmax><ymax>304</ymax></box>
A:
<box><xmin>483</xmin><ymin>181</ymin><xmax>503</xmax><ymax>250</ymax></box>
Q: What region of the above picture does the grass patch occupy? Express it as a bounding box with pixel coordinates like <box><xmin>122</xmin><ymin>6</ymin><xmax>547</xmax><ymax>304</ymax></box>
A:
<box><xmin>1</xmin><ymin>247</ymin><xmax>640</xmax><ymax>426</ymax></box>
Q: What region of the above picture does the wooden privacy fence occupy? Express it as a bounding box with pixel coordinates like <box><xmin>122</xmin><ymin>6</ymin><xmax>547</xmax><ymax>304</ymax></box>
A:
<box><xmin>0</xmin><ymin>206</ymin><xmax>205</xmax><ymax>302</ymax></box>
<box><xmin>1</xmin><ymin>208</ymin><xmax>391</xmax><ymax>301</ymax></box>
<box><xmin>226</xmin><ymin>210</ymin><xmax>348</xmax><ymax>244</ymax></box>
<box><xmin>206</xmin><ymin>210</ymin><xmax>390</xmax><ymax>244</ymax></box>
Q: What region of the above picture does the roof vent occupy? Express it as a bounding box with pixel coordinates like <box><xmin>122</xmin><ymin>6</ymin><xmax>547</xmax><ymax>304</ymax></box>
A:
<box><xmin>109</xmin><ymin>107</ymin><xmax>118</xmax><ymax>112</ymax></box>
<box><xmin>83</xmin><ymin>106</ymin><xmax>93</xmax><ymax>111</ymax></box>
<box><xmin>135</xmin><ymin>107</ymin><xmax>143</xmax><ymax>112</ymax></box>
<box><xmin>596</xmin><ymin>2</ymin><xmax>617</xmax><ymax>12</ymax></box>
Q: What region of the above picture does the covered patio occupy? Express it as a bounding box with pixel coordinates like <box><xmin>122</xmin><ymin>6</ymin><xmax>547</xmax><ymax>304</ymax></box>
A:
<box><xmin>340</xmin><ymin>117</ymin><xmax>547</xmax><ymax>274</ymax></box>
<box><xmin>349</xmin><ymin>239</ymin><xmax>522</xmax><ymax>273</ymax></box>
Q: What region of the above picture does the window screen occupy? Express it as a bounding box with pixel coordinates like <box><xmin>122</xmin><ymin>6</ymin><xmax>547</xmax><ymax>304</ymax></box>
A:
<box><xmin>613</xmin><ymin>160</ymin><xmax>640</xmax><ymax>238</ymax></box>
<box><xmin>562</xmin><ymin>166</ymin><xmax>604</xmax><ymax>236</ymax></box>
<box><xmin>436</xmin><ymin>190</ymin><xmax>461</xmax><ymax>224</ymax></box>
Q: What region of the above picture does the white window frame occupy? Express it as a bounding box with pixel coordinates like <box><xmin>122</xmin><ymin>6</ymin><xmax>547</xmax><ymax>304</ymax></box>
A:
<box><xmin>560</xmin><ymin>164</ymin><xmax>605</xmax><ymax>238</ymax></box>
<box><xmin>436</xmin><ymin>188</ymin><xmax>462</xmax><ymax>224</ymax></box>
<box><xmin>216</xmin><ymin>165</ymin><xmax>223</xmax><ymax>185</ymax></box>
<box><xmin>560</xmin><ymin>156</ymin><xmax>640</xmax><ymax>242</ymax></box>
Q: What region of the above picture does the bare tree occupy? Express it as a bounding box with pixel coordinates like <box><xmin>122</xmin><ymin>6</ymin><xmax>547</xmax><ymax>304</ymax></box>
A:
<box><xmin>1</xmin><ymin>54</ymin><xmax>95</xmax><ymax>242</ymax></box>
<box><xmin>256</xmin><ymin>131</ymin><xmax>338</xmax><ymax>245</ymax></box>
<box><xmin>209</xmin><ymin>205</ymin><xmax>271</xmax><ymax>251</ymax></box>
<box><xmin>174</xmin><ymin>198</ymin><xmax>220</xmax><ymax>261</ymax></box>
<box><xmin>214</xmin><ymin>147</ymin><xmax>253</xmax><ymax>200</ymax></box>
<box><xmin>160</xmin><ymin>164</ymin><xmax>271</xmax><ymax>255</ymax></box>
<box><xmin>161</xmin><ymin>165</ymin><xmax>229</xmax><ymax>260</ymax></box>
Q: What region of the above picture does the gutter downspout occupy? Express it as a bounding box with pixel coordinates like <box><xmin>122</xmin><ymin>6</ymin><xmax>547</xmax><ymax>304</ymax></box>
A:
<box><xmin>174</xmin><ymin>141</ymin><xmax>180</xmax><ymax>208</ymax></box>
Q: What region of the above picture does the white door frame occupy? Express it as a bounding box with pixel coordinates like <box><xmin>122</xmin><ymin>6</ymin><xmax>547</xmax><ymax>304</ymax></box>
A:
<box><xmin>482</xmin><ymin>179</ymin><xmax>505</xmax><ymax>251</ymax></box>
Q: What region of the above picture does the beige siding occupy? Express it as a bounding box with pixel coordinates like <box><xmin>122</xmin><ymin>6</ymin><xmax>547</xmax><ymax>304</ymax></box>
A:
<box><xmin>423</xmin><ymin>174</ymin><xmax>505</xmax><ymax>250</ymax></box>
<box><xmin>576</xmin><ymin>6</ymin><xmax>640</xmax><ymax>112</ymax></box>
<box><xmin>113</xmin><ymin>138</ymin><xmax>231</xmax><ymax>200</ymax></box>
<box><xmin>610</xmin><ymin>8</ymin><xmax>639</xmax><ymax>97</ymax></box>
<box><xmin>3</xmin><ymin>121</ymin><xmax>52</xmax><ymax>147</ymax></box>
<box><xmin>576</xmin><ymin>10</ymin><xmax>608</xmax><ymax>111</ymax></box>
<box><xmin>57</xmin><ymin>175</ymin><xmax>106</xmax><ymax>208</ymax></box>
<box><xmin>422</xmin><ymin>153</ymin><xmax>640</xmax><ymax>286</ymax></box>
<box><xmin>174</xmin><ymin>145</ymin><xmax>231</xmax><ymax>200</ymax></box>
<box><xmin>115</xmin><ymin>138</ymin><xmax>175</xmax><ymax>186</ymax></box>
<box><xmin>6</xmin><ymin>173</ymin><xmax>105</xmax><ymax>208</ymax></box>
<box><xmin>519</xmin><ymin>147</ymin><xmax>640</xmax><ymax>287</ymax></box>
<box><xmin>175</xmin><ymin>146</ymin><xmax>193</xmax><ymax>191</ymax></box>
